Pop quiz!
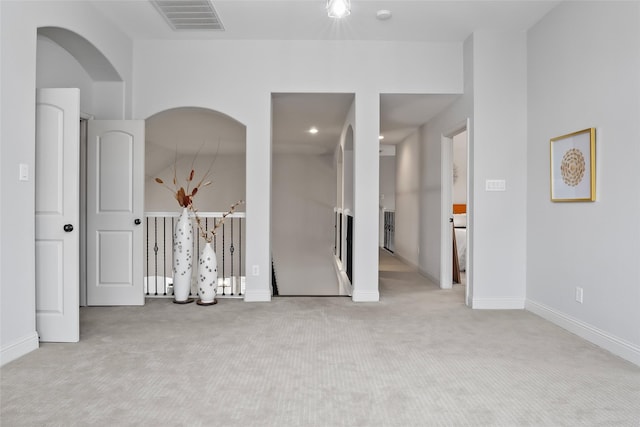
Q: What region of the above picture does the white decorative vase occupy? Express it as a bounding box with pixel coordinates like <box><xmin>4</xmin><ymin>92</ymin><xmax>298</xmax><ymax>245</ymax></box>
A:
<box><xmin>197</xmin><ymin>242</ymin><xmax>218</xmax><ymax>305</ymax></box>
<box><xmin>172</xmin><ymin>207</ymin><xmax>194</xmax><ymax>303</ymax></box>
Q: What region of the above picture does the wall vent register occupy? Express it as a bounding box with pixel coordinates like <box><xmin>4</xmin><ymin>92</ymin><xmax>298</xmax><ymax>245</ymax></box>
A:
<box><xmin>150</xmin><ymin>0</ymin><xmax>224</xmax><ymax>31</ymax></box>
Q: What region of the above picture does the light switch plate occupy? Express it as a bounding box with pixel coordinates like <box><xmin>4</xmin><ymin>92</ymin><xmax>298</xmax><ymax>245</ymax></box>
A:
<box><xmin>19</xmin><ymin>163</ymin><xmax>29</xmax><ymax>181</ymax></box>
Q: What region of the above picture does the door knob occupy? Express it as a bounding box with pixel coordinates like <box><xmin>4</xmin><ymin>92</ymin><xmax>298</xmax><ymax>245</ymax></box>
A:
<box><xmin>63</xmin><ymin>224</ymin><xmax>74</xmax><ymax>232</ymax></box>
<box><xmin>134</xmin><ymin>218</ymin><xmax>141</xmax><ymax>225</ymax></box>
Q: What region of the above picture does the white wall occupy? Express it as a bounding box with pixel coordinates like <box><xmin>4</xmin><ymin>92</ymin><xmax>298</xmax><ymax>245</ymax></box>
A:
<box><xmin>526</xmin><ymin>1</ymin><xmax>640</xmax><ymax>365</ymax></box>
<box><xmin>379</xmin><ymin>156</ymin><xmax>396</xmax><ymax>212</ymax></box>
<box><xmin>133</xmin><ymin>39</ymin><xmax>463</xmax><ymax>303</ymax></box>
<box><xmin>36</xmin><ymin>35</ymin><xmax>94</xmax><ymax>112</ymax></box>
<box><xmin>379</xmin><ymin>155</ymin><xmax>396</xmax><ymax>247</ymax></box>
<box><xmin>1</xmin><ymin>1</ymin><xmax>133</xmax><ymax>365</ymax></box>
<box><xmin>272</xmin><ymin>153</ymin><xmax>337</xmax><ymax>295</ymax></box>
<box><xmin>452</xmin><ymin>130</ymin><xmax>467</xmax><ymax>204</ymax></box>
<box><xmin>395</xmin><ymin>132</ymin><xmax>420</xmax><ymax>266</ymax></box>
<box><xmin>146</xmin><ymin>154</ymin><xmax>246</xmax><ymax>213</ymax></box>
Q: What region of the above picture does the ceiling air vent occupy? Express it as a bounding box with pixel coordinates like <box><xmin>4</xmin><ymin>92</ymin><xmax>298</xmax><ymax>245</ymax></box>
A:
<box><xmin>150</xmin><ymin>0</ymin><xmax>225</xmax><ymax>31</ymax></box>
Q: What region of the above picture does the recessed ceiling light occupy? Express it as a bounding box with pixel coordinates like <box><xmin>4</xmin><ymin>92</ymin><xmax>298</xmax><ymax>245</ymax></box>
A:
<box><xmin>376</xmin><ymin>10</ymin><xmax>392</xmax><ymax>21</ymax></box>
<box><xmin>379</xmin><ymin>135</ymin><xmax>385</xmax><ymax>140</ymax></box>
<box><xmin>309</xmin><ymin>127</ymin><xmax>319</xmax><ymax>134</ymax></box>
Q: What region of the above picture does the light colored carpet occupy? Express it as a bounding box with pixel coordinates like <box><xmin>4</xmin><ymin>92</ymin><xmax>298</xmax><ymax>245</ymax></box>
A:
<box><xmin>2</xmin><ymin>250</ymin><xmax>639</xmax><ymax>426</ymax></box>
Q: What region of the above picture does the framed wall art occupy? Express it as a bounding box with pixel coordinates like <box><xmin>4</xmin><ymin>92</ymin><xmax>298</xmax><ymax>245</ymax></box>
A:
<box><xmin>550</xmin><ymin>128</ymin><xmax>596</xmax><ymax>202</ymax></box>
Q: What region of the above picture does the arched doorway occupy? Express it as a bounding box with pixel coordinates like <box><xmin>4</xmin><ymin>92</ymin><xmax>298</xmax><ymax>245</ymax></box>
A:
<box><xmin>144</xmin><ymin>107</ymin><xmax>247</xmax><ymax>299</ymax></box>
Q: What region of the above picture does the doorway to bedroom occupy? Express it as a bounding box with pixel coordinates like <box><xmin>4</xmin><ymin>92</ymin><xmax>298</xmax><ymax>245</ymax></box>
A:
<box><xmin>441</xmin><ymin>122</ymin><xmax>471</xmax><ymax>306</ymax></box>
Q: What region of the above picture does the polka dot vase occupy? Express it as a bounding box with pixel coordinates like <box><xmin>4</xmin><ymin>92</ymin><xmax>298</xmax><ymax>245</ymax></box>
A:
<box><xmin>172</xmin><ymin>207</ymin><xmax>193</xmax><ymax>303</ymax></box>
<box><xmin>197</xmin><ymin>242</ymin><xmax>218</xmax><ymax>305</ymax></box>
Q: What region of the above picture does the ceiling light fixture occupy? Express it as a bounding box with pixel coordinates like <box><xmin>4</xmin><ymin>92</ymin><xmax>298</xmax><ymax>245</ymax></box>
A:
<box><xmin>379</xmin><ymin>135</ymin><xmax>385</xmax><ymax>140</ymax></box>
<box><xmin>327</xmin><ymin>0</ymin><xmax>351</xmax><ymax>19</ymax></box>
<box><xmin>309</xmin><ymin>127</ymin><xmax>319</xmax><ymax>134</ymax></box>
<box><xmin>376</xmin><ymin>10</ymin><xmax>392</xmax><ymax>21</ymax></box>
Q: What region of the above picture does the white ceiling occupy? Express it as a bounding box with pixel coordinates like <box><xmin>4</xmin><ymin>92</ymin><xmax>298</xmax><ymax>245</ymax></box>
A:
<box><xmin>88</xmin><ymin>0</ymin><xmax>560</xmax><ymax>155</ymax></box>
<box><xmin>90</xmin><ymin>0</ymin><xmax>559</xmax><ymax>42</ymax></box>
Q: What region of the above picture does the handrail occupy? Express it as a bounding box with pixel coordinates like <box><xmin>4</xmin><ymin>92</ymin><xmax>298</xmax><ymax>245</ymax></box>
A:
<box><xmin>145</xmin><ymin>211</ymin><xmax>246</xmax><ymax>218</ymax></box>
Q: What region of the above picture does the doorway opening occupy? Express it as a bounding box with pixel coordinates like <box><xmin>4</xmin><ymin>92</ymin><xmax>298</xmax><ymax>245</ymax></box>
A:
<box><xmin>270</xmin><ymin>93</ymin><xmax>353</xmax><ymax>296</ymax></box>
<box><xmin>441</xmin><ymin>120</ymin><xmax>471</xmax><ymax>306</ymax></box>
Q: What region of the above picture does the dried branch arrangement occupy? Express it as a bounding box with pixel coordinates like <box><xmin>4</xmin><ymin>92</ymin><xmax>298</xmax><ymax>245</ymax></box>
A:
<box><xmin>193</xmin><ymin>200</ymin><xmax>245</xmax><ymax>243</ymax></box>
<box><xmin>155</xmin><ymin>145</ymin><xmax>244</xmax><ymax>243</ymax></box>
<box><xmin>154</xmin><ymin>152</ymin><xmax>212</xmax><ymax>208</ymax></box>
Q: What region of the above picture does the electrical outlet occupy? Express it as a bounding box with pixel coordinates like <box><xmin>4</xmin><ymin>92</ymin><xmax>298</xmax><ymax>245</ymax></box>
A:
<box><xmin>252</xmin><ymin>265</ymin><xmax>259</xmax><ymax>276</ymax></box>
<box><xmin>575</xmin><ymin>287</ymin><xmax>583</xmax><ymax>304</ymax></box>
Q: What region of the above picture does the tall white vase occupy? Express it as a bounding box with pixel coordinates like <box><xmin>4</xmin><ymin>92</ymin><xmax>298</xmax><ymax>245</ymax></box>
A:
<box><xmin>197</xmin><ymin>242</ymin><xmax>218</xmax><ymax>305</ymax></box>
<box><xmin>172</xmin><ymin>207</ymin><xmax>194</xmax><ymax>303</ymax></box>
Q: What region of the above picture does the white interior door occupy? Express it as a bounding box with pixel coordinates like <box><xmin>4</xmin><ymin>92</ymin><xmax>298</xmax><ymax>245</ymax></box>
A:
<box><xmin>35</xmin><ymin>88</ymin><xmax>80</xmax><ymax>342</ymax></box>
<box><xmin>87</xmin><ymin>120</ymin><xmax>145</xmax><ymax>306</ymax></box>
<box><xmin>440</xmin><ymin>134</ymin><xmax>454</xmax><ymax>290</ymax></box>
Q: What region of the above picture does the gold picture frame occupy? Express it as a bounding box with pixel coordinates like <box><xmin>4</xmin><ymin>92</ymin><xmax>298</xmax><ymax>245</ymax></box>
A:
<box><xmin>550</xmin><ymin>128</ymin><xmax>596</xmax><ymax>202</ymax></box>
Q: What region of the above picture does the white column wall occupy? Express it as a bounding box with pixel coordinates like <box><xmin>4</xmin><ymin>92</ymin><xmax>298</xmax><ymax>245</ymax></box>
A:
<box><xmin>133</xmin><ymin>40</ymin><xmax>463</xmax><ymax>302</ymax></box>
<box><xmin>470</xmin><ymin>31</ymin><xmax>528</xmax><ymax>308</ymax></box>
<box><xmin>352</xmin><ymin>91</ymin><xmax>381</xmax><ymax>301</ymax></box>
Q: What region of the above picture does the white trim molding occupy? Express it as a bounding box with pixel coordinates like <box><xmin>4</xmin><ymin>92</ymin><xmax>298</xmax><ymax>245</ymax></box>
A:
<box><xmin>473</xmin><ymin>297</ymin><xmax>525</xmax><ymax>309</ymax></box>
<box><xmin>352</xmin><ymin>290</ymin><xmax>380</xmax><ymax>302</ymax></box>
<box><xmin>1</xmin><ymin>332</ymin><xmax>39</xmax><ymax>367</ymax></box>
<box><xmin>243</xmin><ymin>290</ymin><xmax>272</xmax><ymax>302</ymax></box>
<box><xmin>418</xmin><ymin>268</ymin><xmax>440</xmax><ymax>287</ymax></box>
<box><xmin>526</xmin><ymin>299</ymin><xmax>640</xmax><ymax>367</ymax></box>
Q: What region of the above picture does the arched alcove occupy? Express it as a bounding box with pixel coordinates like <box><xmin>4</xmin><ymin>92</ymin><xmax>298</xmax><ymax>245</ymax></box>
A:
<box><xmin>145</xmin><ymin>107</ymin><xmax>247</xmax><ymax>213</ymax></box>
<box><xmin>144</xmin><ymin>106</ymin><xmax>247</xmax><ymax>299</ymax></box>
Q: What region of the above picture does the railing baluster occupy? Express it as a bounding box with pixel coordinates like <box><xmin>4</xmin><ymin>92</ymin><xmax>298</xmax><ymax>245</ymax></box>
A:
<box><xmin>153</xmin><ymin>217</ymin><xmax>158</xmax><ymax>296</ymax></box>
<box><xmin>221</xmin><ymin>221</ymin><xmax>226</xmax><ymax>296</ymax></box>
<box><xmin>229</xmin><ymin>218</ymin><xmax>236</xmax><ymax>295</ymax></box>
<box><xmin>171</xmin><ymin>216</ymin><xmax>175</xmax><ymax>298</ymax></box>
<box><xmin>163</xmin><ymin>216</ymin><xmax>167</xmax><ymax>296</ymax></box>
<box><xmin>146</xmin><ymin>217</ymin><xmax>149</xmax><ymax>296</ymax></box>
<box><xmin>238</xmin><ymin>221</ymin><xmax>243</xmax><ymax>295</ymax></box>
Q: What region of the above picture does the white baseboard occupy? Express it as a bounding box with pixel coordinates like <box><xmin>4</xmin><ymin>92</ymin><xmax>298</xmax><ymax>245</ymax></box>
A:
<box><xmin>352</xmin><ymin>290</ymin><xmax>380</xmax><ymax>302</ymax></box>
<box><xmin>1</xmin><ymin>332</ymin><xmax>39</xmax><ymax>367</ymax></box>
<box><xmin>243</xmin><ymin>290</ymin><xmax>272</xmax><ymax>302</ymax></box>
<box><xmin>473</xmin><ymin>297</ymin><xmax>525</xmax><ymax>309</ymax></box>
<box><xmin>393</xmin><ymin>252</ymin><xmax>419</xmax><ymax>270</ymax></box>
<box><xmin>526</xmin><ymin>299</ymin><xmax>640</xmax><ymax>367</ymax></box>
<box><xmin>418</xmin><ymin>268</ymin><xmax>440</xmax><ymax>286</ymax></box>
